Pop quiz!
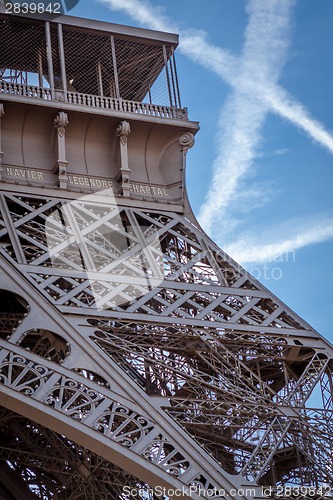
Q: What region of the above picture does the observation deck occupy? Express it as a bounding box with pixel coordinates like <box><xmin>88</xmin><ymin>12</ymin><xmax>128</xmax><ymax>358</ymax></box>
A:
<box><xmin>0</xmin><ymin>10</ymin><xmax>188</xmax><ymax>122</ymax></box>
<box><xmin>0</xmin><ymin>9</ymin><xmax>198</xmax><ymax>210</ymax></box>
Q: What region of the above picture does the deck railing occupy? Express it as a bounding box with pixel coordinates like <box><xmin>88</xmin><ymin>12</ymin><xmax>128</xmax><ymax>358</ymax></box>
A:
<box><xmin>0</xmin><ymin>80</ymin><xmax>188</xmax><ymax>120</ymax></box>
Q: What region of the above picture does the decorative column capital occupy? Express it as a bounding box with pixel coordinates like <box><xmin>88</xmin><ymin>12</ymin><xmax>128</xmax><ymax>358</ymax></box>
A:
<box><xmin>179</xmin><ymin>132</ymin><xmax>195</xmax><ymax>154</ymax></box>
<box><xmin>54</xmin><ymin>111</ymin><xmax>69</xmax><ymax>137</ymax></box>
<box><xmin>117</xmin><ymin>120</ymin><xmax>131</xmax><ymax>146</ymax></box>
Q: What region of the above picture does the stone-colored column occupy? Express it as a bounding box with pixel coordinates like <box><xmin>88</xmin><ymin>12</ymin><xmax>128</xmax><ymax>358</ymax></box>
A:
<box><xmin>53</xmin><ymin>111</ymin><xmax>69</xmax><ymax>189</ymax></box>
<box><xmin>179</xmin><ymin>132</ymin><xmax>195</xmax><ymax>204</ymax></box>
<box><xmin>117</xmin><ymin>120</ymin><xmax>131</xmax><ymax>197</ymax></box>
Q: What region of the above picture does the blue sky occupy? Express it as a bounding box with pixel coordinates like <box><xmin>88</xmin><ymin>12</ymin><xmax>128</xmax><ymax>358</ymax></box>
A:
<box><xmin>68</xmin><ymin>0</ymin><xmax>333</xmax><ymax>342</ymax></box>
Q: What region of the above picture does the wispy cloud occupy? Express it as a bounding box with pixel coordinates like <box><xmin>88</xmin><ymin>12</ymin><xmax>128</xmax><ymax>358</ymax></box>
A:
<box><xmin>96</xmin><ymin>0</ymin><xmax>237</xmax><ymax>78</ymax></box>
<box><xmin>97</xmin><ymin>0</ymin><xmax>333</xmax><ymax>156</ymax></box>
<box><xmin>96</xmin><ymin>0</ymin><xmax>333</xmax><ymax>256</ymax></box>
<box><xmin>198</xmin><ymin>0</ymin><xmax>295</xmax><ymax>235</ymax></box>
<box><xmin>224</xmin><ymin>218</ymin><xmax>333</xmax><ymax>264</ymax></box>
<box><xmin>263</xmin><ymin>84</ymin><xmax>333</xmax><ymax>153</ymax></box>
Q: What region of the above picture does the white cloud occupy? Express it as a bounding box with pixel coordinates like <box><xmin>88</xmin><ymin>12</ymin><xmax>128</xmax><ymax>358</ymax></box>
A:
<box><xmin>263</xmin><ymin>84</ymin><xmax>333</xmax><ymax>153</ymax></box>
<box><xmin>197</xmin><ymin>93</ymin><xmax>268</xmax><ymax>234</ymax></box>
<box><xmin>198</xmin><ymin>0</ymin><xmax>295</xmax><ymax>234</ymax></box>
<box><xmin>96</xmin><ymin>0</ymin><xmax>333</xmax><ymax>258</ymax></box>
<box><xmin>97</xmin><ymin>0</ymin><xmax>333</xmax><ymax>156</ymax></box>
<box><xmin>97</xmin><ymin>0</ymin><xmax>173</xmax><ymax>32</ymax></box>
<box><xmin>224</xmin><ymin>219</ymin><xmax>333</xmax><ymax>264</ymax></box>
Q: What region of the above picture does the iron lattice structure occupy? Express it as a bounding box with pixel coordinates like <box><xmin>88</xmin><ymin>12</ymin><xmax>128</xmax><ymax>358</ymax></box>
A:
<box><xmin>0</xmin><ymin>8</ymin><xmax>333</xmax><ymax>500</ymax></box>
<box><xmin>0</xmin><ymin>193</ymin><xmax>332</xmax><ymax>498</ymax></box>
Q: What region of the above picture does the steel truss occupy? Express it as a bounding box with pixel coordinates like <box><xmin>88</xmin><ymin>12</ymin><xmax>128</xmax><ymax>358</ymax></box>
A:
<box><xmin>0</xmin><ymin>191</ymin><xmax>332</xmax><ymax>498</ymax></box>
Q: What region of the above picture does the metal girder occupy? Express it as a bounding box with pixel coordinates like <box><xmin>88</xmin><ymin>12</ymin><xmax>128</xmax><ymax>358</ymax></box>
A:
<box><xmin>0</xmin><ymin>191</ymin><xmax>333</xmax><ymax>497</ymax></box>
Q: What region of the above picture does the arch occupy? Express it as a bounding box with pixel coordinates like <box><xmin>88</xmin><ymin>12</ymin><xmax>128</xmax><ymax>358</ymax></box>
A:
<box><xmin>0</xmin><ymin>344</ymin><xmax>202</xmax><ymax>494</ymax></box>
<box><xmin>18</xmin><ymin>329</ymin><xmax>70</xmax><ymax>363</ymax></box>
<box><xmin>0</xmin><ymin>407</ymin><xmax>170</xmax><ymax>499</ymax></box>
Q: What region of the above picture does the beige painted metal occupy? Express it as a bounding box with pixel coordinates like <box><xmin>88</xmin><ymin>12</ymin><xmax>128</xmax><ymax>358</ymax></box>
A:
<box><xmin>0</xmin><ymin>9</ymin><xmax>332</xmax><ymax>500</ymax></box>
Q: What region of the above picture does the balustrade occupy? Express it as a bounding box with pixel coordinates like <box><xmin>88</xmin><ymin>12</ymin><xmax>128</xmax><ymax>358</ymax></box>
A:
<box><xmin>1</xmin><ymin>80</ymin><xmax>188</xmax><ymax>120</ymax></box>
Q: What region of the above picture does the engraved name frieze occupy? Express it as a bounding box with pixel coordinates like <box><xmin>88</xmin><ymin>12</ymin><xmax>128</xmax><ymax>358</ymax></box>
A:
<box><xmin>67</xmin><ymin>175</ymin><xmax>113</xmax><ymax>189</ymax></box>
<box><xmin>6</xmin><ymin>167</ymin><xmax>44</xmax><ymax>181</ymax></box>
<box><xmin>130</xmin><ymin>183</ymin><xmax>168</xmax><ymax>197</ymax></box>
<box><xmin>3</xmin><ymin>167</ymin><xmax>170</xmax><ymax>199</ymax></box>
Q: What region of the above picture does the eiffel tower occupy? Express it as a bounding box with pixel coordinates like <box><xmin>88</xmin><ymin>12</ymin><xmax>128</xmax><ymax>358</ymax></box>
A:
<box><xmin>0</xmin><ymin>9</ymin><xmax>332</xmax><ymax>500</ymax></box>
